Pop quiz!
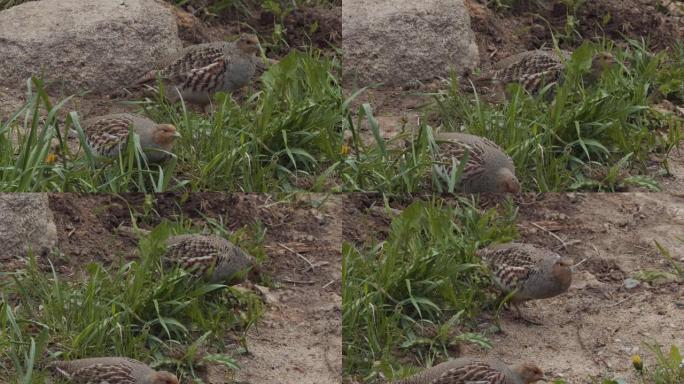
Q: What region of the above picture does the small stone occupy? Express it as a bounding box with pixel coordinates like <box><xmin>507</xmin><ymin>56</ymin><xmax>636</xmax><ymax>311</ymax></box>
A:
<box><xmin>624</xmin><ymin>278</ymin><xmax>640</xmax><ymax>289</ymax></box>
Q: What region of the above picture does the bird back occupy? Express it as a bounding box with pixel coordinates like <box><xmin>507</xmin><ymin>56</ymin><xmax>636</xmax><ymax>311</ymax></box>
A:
<box><xmin>392</xmin><ymin>358</ymin><xmax>516</xmax><ymax>384</ymax></box>
<box><xmin>478</xmin><ymin>243</ymin><xmax>543</xmax><ymax>293</ymax></box>
<box><xmin>434</xmin><ymin>132</ymin><xmax>516</xmax><ymax>193</ymax></box>
<box><xmin>48</xmin><ymin>357</ymin><xmax>151</xmax><ymax>382</ymax></box>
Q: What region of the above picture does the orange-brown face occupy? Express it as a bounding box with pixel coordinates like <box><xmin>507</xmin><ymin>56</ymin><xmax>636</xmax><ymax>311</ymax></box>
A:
<box><xmin>237</xmin><ymin>34</ymin><xmax>260</xmax><ymax>55</ymax></box>
<box><xmin>147</xmin><ymin>371</ymin><xmax>179</xmax><ymax>384</ymax></box>
<box><xmin>153</xmin><ymin>124</ymin><xmax>180</xmax><ymax>148</ymax></box>
<box><xmin>592</xmin><ymin>52</ymin><xmax>617</xmax><ymax>72</ymax></box>
<box><xmin>498</xmin><ymin>169</ymin><xmax>521</xmax><ymax>194</ymax></box>
<box><xmin>558</xmin><ymin>257</ymin><xmax>574</xmax><ymax>268</ymax></box>
<box><xmin>518</xmin><ymin>363</ymin><xmax>545</xmax><ymax>383</ymax></box>
<box><xmin>553</xmin><ymin>257</ymin><xmax>573</xmax><ymax>286</ymax></box>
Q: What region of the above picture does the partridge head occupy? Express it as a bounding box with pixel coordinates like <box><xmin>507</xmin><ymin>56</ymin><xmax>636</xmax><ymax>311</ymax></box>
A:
<box><xmin>512</xmin><ymin>362</ymin><xmax>546</xmax><ymax>384</ymax></box>
<box><xmin>236</xmin><ymin>33</ymin><xmax>260</xmax><ymax>55</ymax></box>
<box><xmin>589</xmin><ymin>51</ymin><xmax>616</xmax><ymax>79</ymax></box>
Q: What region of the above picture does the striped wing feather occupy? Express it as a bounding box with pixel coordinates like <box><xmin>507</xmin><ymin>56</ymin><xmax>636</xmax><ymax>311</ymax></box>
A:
<box><xmin>86</xmin><ymin>117</ymin><xmax>133</xmax><ymax>156</ymax></box>
<box><xmin>490</xmin><ymin>51</ymin><xmax>566</xmax><ymax>93</ymax></box>
<box><xmin>181</xmin><ymin>59</ymin><xmax>227</xmax><ymax>93</ymax></box>
<box><xmin>162</xmin><ymin>46</ymin><xmax>224</xmax><ymax>81</ymax></box>
<box><xmin>480</xmin><ymin>247</ymin><xmax>538</xmax><ymax>291</ymax></box>
<box><xmin>166</xmin><ymin>236</ymin><xmax>224</xmax><ymax>276</ymax></box>
<box><xmin>72</xmin><ymin>363</ymin><xmax>135</xmax><ymax>384</ymax></box>
<box><xmin>433</xmin><ymin>361</ymin><xmax>507</xmax><ymax>384</ymax></box>
<box><xmin>437</xmin><ymin>141</ymin><xmax>486</xmax><ymax>179</ymax></box>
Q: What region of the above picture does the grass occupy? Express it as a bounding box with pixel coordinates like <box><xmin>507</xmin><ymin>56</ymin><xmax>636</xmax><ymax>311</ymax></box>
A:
<box><xmin>342</xmin><ymin>198</ymin><xmax>519</xmax><ymax>382</ymax></box>
<box><xmin>0</xmin><ymin>0</ymin><xmax>33</xmax><ymax>11</ymax></box>
<box><xmin>342</xmin><ymin>39</ymin><xmax>684</xmax><ymax>193</ymax></box>
<box><xmin>0</xmin><ymin>219</ymin><xmax>266</xmax><ymax>383</ymax></box>
<box><xmin>633</xmin><ymin>239</ymin><xmax>684</xmax><ymax>287</ymax></box>
<box><xmin>0</xmin><ymin>50</ymin><xmax>343</xmax><ymax>192</ymax></box>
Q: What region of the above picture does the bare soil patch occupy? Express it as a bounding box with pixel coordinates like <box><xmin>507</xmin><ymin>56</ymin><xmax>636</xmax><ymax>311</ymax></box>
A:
<box><xmin>38</xmin><ymin>193</ymin><xmax>343</xmax><ymax>384</ymax></box>
<box><xmin>168</xmin><ymin>2</ymin><xmax>340</xmax><ymax>55</ymax></box>
<box><xmin>468</xmin><ymin>0</ymin><xmax>684</xmax><ymax>68</ymax></box>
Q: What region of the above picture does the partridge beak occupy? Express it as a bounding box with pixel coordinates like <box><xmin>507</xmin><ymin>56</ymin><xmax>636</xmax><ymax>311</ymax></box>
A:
<box><xmin>172</xmin><ymin>131</ymin><xmax>182</xmax><ymax>138</ymax></box>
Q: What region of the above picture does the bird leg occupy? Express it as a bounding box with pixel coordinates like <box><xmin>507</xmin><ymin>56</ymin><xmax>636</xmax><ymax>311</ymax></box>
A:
<box><xmin>512</xmin><ymin>302</ymin><xmax>544</xmax><ymax>326</ymax></box>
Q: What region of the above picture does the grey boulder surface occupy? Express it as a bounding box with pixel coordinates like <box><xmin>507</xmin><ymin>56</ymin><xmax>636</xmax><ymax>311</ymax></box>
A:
<box><xmin>343</xmin><ymin>0</ymin><xmax>479</xmax><ymax>88</ymax></box>
<box><xmin>0</xmin><ymin>0</ymin><xmax>182</xmax><ymax>94</ymax></box>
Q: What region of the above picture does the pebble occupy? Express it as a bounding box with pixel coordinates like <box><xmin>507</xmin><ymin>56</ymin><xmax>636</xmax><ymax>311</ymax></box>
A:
<box><xmin>624</xmin><ymin>278</ymin><xmax>640</xmax><ymax>289</ymax></box>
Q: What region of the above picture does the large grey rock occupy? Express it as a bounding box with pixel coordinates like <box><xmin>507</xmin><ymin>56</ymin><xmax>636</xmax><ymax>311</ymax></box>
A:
<box><xmin>0</xmin><ymin>0</ymin><xmax>182</xmax><ymax>94</ymax></box>
<box><xmin>0</xmin><ymin>194</ymin><xmax>58</xmax><ymax>260</ymax></box>
<box><xmin>342</xmin><ymin>0</ymin><xmax>479</xmax><ymax>88</ymax></box>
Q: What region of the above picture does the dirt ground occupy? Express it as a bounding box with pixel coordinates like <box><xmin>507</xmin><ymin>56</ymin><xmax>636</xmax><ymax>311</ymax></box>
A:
<box><xmin>342</xmin><ymin>192</ymin><xmax>684</xmax><ymax>382</ymax></box>
<box><xmin>30</xmin><ymin>193</ymin><xmax>342</xmax><ymax>384</ymax></box>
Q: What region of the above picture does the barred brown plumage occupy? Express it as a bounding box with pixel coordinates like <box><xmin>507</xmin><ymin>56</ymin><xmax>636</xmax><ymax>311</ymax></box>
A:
<box><xmin>477</xmin><ymin>243</ymin><xmax>573</xmax><ymax>324</ymax></box>
<box><xmin>391</xmin><ymin>357</ymin><xmax>544</xmax><ymax>384</ymax></box>
<box><xmin>84</xmin><ymin>113</ymin><xmax>179</xmax><ymax>163</ymax></box>
<box><xmin>465</xmin><ymin>49</ymin><xmax>616</xmax><ymax>99</ymax></box>
<box><xmin>433</xmin><ymin>132</ymin><xmax>519</xmax><ymax>193</ymax></box>
<box><xmin>46</xmin><ymin>357</ymin><xmax>178</xmax><ymax>384</ymax></box>
<box><xmin>164</xmin><ymin>234</ymin><xmax>257</xmax><ymax>284</ymax></box>
<box><xmin>133</xmin><ymin>34</ymin><xmax>261</xmax><ymax>106</ymax></box>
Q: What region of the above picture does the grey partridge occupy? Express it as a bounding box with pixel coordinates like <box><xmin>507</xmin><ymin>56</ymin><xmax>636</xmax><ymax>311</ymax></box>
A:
<box><xmin>47</xmin><ymin>356</ymin><xmax>178</xmax><ymax>384</ymax></box>
<box><xmin>392</xmin><ymin>357</ymin><xmax>544</xmax><ymax>384</ymax></box>
<box><xmin>134</xmin><ymin>34</ymin><xmax>261</xmax><ymax>106</ymax></box>
<box><xmin>164</xmin><ymin>234</ymin><xmax>257</xmax><ymax>284</ymax></box>
<box><xmin>433</xmin><ymin>132</ymin><xmax>520</xmax><ymax>194</ymax></box>
<box><xmin>466</xmin><ymin>49</ymin><xmax>616</xmax><ymax>99</ymax></box>
<box><xmin>84</xmin><ymin>113</ymin><xmax>179</xmax><ymax>163</ymax></box>
<box><xmin>477</xmin><ymin>242</ymin><xmax>573</xmax><ymax>324</ymax></box>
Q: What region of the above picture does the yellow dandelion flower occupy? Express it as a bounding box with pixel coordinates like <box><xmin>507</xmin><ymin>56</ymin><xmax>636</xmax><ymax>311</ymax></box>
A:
<box><xmin>631</xmin><ymin>354</ymin><xmax>643</xmax><ymax>373</ymax></box>
<box><xmin>45</xmin><ymin>153</ymin><xmax>58</xmax><ymax>165</ymax></box>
